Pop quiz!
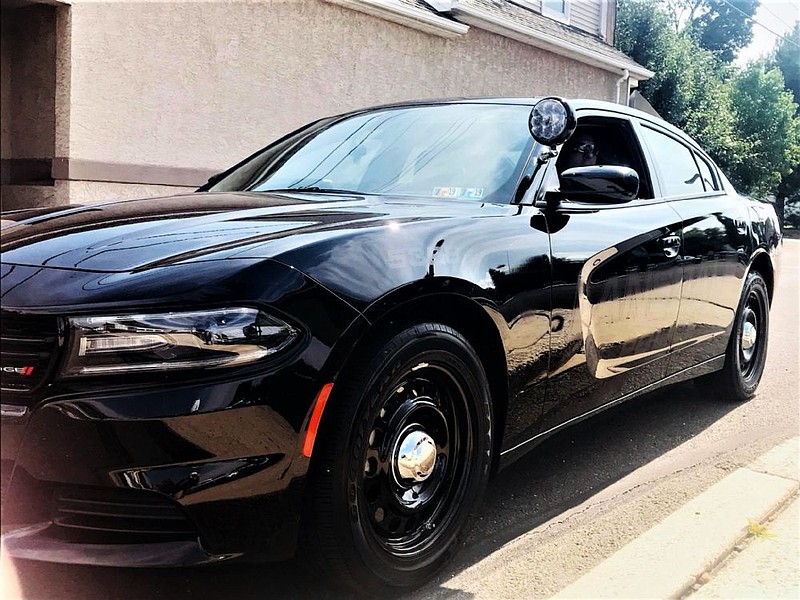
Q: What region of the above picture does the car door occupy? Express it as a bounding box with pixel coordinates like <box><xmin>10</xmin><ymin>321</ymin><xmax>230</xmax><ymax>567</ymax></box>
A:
<box><xmin>636</xmin><ymin>123</ymin><xmax>752</xmax><ymax>375</ymax></box>
<box><xmin>528</xmin><ymin>112</ymin><xmax>685</xmax><ymax>442</ymax></box>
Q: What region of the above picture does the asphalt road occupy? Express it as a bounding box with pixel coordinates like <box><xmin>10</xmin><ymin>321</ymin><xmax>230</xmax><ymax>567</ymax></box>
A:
<box><xmin>5</xmin><ymin>240</ymin><xmax>799</xmax><ymax>600</ymax></box>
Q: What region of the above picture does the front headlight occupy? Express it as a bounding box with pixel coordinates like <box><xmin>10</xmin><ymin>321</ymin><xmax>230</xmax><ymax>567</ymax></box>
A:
<box><xmin>62</xmin><ymin>307</ymin><xmax>298</xmax><ymax>376</ymax></box>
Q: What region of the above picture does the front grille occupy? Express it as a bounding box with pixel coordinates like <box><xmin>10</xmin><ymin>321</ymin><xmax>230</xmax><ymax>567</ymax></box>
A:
<box><xmin>0</xmin><ymin>312</ymin><xmax>61</xmax><ymax>399</ymax></box>
<box><xmin>49</xmin><ymin>486</ymin><xmax>197</xmax><ymax>544</ymax></box>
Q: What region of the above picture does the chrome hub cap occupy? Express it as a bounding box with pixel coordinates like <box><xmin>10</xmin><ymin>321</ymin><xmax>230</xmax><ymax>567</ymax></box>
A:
<box><xmin>741</xmin><ymin>308</ymin><xmax>758</xmax><ymax>362</ymax></box>
<box><xmin>394</xmin><ymin>429</ymin><xmax>437</xmax><ymax>483</ymax></box>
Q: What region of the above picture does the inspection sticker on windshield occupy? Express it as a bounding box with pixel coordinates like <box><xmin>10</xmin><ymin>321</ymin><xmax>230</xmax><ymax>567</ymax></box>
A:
<box><xmin>433</xmin><ymin>187</ymin><xmax>484</xmax><ymax>199</ymax></box>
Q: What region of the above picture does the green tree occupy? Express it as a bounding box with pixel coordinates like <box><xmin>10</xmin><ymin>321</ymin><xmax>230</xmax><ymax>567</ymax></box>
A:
<box><xmin>616</xmin><ymin>0</ymin><xmax>799</xmax><ymax>201</ymax></box>
<box><xmin>691</xmin><ymin>0</ymin><xmax>759</xmax><ymax>63</ymax></box>
<box><xmin>772</xmin><ymin>24</ymin><xmax>800</xmax><ymax>228</ymax></box>
<box><xmin>773</xmin><ymin>23</ymin><xmax>800</xmax><ymax>105</ymax></box>
<box><xmin>727</xmin><ymin>64</ymin><xmax>800</xmax><ymax>197</ymax></box>
<box><xmin>617</xmin><ymin>0</ymin><xmax>742</xmax><ymax>169</ymax></box>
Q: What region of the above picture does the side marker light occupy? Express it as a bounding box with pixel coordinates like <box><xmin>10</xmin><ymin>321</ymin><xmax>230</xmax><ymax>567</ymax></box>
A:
<box><xmin>302</xmin><ymin>383</ymin><xmax>334</xmax><ymax>458</ymax></box>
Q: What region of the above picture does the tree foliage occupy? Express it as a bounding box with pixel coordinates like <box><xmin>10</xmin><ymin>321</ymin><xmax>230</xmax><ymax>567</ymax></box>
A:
<box><xmin>727</xmin><ymin>64</ymin><xmax>800</xmax><ymax>197</ymax></box>
<box><xmin>616</xmin><ymin>0</ymin><xmax>743</xmax><ymax>170</ymax></box>
<box><xmin>771</xmin><ymin>23</ymin><xmax>800</xmax><ymax>223</ymax></box>
<box><xmin>659</xmin><ymin>0</ymin><xmax>758</xmax><ymax>62</ymax></box>
<box><xmin>772</xmin><ymin>23</ymin><xmax>800</xmax><ymax>109</ymax></box>
<box><xmin>616</xmin><ymin>0</ymin><xmax>800</xmax><ymax>205</ymax></box>
<box><xmin>691</xmin><ymin>0</ymin><xmax>759</xmax><ymax>63</ymax></box>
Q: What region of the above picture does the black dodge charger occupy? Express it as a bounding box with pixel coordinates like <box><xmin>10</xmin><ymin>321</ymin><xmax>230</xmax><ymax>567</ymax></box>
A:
<box><xmin>0</xmin><ymin>98</ymin><xmax>781</xmax><ymax>593</ymax></box>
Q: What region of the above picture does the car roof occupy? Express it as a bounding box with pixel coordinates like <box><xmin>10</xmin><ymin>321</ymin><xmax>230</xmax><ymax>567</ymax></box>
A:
<box><xmin>349</xmin><ymin>96</ymin><xmax>645</xmax><ymax>113</ymax></box>
<box><xmin>345</xmin><ymin>97</ymin><xmax>703</xmax><ymax>156</ymax></box>
<box><xmin>342</xmin><ymin>96</ymin><xmax>667</xmax><ymax>128</ymax></box>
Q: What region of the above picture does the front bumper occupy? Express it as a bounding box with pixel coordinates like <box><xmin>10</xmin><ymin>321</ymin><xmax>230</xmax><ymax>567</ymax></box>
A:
<box><xmin>1</xmin><ymin>376</ymin><xmax>312</xmax><ymax>565</ymax></box>
<box><xmin>2</xmin><ymin>524</ymin><xmax>235</xmax><ymax>567</ymax></box>
<box><xmin>0</xmin><ymin>257</ymin><xmax>368</xmax><ymax>566</ymax></box>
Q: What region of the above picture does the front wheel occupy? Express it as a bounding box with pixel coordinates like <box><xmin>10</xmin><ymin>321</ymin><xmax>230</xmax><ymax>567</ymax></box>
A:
<box><xmin>695</xmin><ymin>271</ymin><xmax>770</xmax><ymax>401</ymax></box>
<box><xmin>300</xmin><ymin>323</ymin><xmax>493</xmax><ymax>594</ymax></box>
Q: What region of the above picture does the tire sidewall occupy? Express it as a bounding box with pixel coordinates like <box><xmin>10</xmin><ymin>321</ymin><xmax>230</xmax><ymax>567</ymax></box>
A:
<box><xmin>728</xmin><ymin>273</ymin><xmax>769</xmax><ymax>397</ymax></box>
<box><xmin>332</xmin><ymin>325</ymin><xmax>493</xmax><ymax>589</ymax></box>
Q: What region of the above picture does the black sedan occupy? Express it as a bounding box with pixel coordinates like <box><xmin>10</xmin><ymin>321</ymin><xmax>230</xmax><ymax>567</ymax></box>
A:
<box><xmin>0</xmin><ymin>98</ymin><xmax>781</xmax><ymax>594</ymax></box>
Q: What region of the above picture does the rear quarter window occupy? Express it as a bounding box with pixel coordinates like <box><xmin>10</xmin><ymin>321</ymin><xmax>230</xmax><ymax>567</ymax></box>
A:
<box><xmin>639</xmin><ymin>126</ymin><xmax>704</xmax><ymax>197</ymax></box>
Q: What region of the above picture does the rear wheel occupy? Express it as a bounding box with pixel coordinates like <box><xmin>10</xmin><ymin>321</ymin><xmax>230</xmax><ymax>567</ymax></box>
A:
<box><xmin>695</xmin><ymin>272</ymin><xmax>769</xmax><ymax>401</ymax></box>
<box><xmin>300</xmin><ymin>323</ymin><xmax>492</xmax><ymax>594</ymax></box>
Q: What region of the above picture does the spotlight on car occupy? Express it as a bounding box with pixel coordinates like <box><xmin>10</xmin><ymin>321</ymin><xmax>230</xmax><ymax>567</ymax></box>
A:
<box><xmin>528</xmin><ymin>96</ymin><xmax>577</xmax><ymax>147</ymax></box>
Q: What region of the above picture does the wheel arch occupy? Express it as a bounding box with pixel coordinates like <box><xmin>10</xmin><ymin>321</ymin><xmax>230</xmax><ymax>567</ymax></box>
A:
<box><xmin>320</xmin><ymin>287</ymin><xmax>510</xmax><ymax>475</ymax></box>
<box><xmin>747</xmin><ymin>250</ymin><xmax>775</xmax><ymax>305</ymax></box>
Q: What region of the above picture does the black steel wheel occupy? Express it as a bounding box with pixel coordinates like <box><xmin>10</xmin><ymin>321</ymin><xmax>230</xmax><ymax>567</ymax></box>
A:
<box><xmin>300</xmin><ymin>323</ymin><xmax>493</xmax><ymax>594</ymax></box>
<box><xmin>695</xmin><ymin>271</ymin><xmax>770</xmax><ymax>401</ymax></box>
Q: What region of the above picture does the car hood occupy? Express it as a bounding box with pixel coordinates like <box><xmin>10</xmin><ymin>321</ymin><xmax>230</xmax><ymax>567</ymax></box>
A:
<box><xmin>0</xmin><ymin>191</ymin><xmax>509</xmax><ymax>273</ymax></box>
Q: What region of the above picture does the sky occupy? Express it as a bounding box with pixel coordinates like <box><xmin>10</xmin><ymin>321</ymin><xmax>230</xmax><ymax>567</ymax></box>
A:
<box><xmin>735</xmin><ymin>0</ymin><xmax>800</xmax><ymax>65</ymax></box>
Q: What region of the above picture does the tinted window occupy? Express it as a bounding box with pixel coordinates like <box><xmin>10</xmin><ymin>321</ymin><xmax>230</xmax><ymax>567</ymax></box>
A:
<box><xmin>556</xmin><ymin>117</ymin><xmax>654</xmax><ymax>199</ymax></box>
<box><xmin>209</xmin><ymin>104</ymin><xmax>535</xmax><ymax>203</ymax></box>
<box><xmin>695</xmin><ymin>153</ymin><xmax>719</xmax><ymax>191</ymax></box>
<box><xmin>640</xmin><ymin>127</ymin><xmax>704</xmax><ymax>197</ymax></box>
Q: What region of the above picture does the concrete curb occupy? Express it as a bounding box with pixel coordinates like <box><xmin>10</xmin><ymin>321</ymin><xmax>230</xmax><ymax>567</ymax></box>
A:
<box><xmin>552</xmin><ymin>436</ymin><xmax>800</xmax><ymax>599</ymax></box>
<box><xmin>690</xmin><ymin>496</ymin><xmax>800</xmax><ymax>598</ymax></box>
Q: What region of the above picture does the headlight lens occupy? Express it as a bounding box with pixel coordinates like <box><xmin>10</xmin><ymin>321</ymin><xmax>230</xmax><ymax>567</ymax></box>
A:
<box><xmin>63</xmin><ymin>308</ymin><xmax>297</xmax><ymax>376</ymax></box>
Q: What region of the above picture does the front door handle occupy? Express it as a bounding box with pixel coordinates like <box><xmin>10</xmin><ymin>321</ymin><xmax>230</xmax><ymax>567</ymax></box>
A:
<box><xmin>662</xmin><ymin>235</ymin><xmax>681</xmax><ymax>258</ymax></box>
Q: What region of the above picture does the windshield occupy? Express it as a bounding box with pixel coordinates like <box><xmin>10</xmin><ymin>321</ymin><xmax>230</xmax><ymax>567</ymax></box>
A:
<box><xmin>206</xmin><ymin>104</ymin><xmax>536</xmax><ymax>203</ymax></box>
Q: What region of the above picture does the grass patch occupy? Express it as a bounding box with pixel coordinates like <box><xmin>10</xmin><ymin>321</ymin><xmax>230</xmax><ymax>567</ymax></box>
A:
<box><xmin>746</xmin><ymin>518</ymin><xmax>776</xmax><ymax>540</ymax></box>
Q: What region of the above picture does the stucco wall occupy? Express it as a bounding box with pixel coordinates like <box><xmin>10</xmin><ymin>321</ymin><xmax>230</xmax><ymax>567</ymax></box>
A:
<box><xmin>1</xmin><ymin>12</ymin><xmax>11</xmax><ymax>160</ymax></box>
<box><xmin>0</xmin><ymin>4</ymin><xmax>57</xmax><ymax>160</ymax></box>
<box><xmin>66</xmin><ymin>0</ymin><xmax>620</xmax><ymax>177</ymax></box>
<box><xmin>64</xmin><ymin>181</ymin><xmax>196</xmax><ymax>204</ymax></box>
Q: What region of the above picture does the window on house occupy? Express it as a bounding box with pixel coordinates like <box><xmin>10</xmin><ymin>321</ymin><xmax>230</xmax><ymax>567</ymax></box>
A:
<box><xmin>541</xmin><ymin>0</ymin><xmax>570</xmax><ymax>24</ymax></box>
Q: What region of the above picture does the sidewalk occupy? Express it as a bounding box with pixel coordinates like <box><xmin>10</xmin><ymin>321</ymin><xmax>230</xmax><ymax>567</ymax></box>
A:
<box><xmin>554</xmin><ymin>436</ymin><xmax>799</xmax><ymax>599</ymax></box>
<box><xmin>689</xmin><ymin>496</ymin><xmax>799</xmax><ymax>599</ymax></box>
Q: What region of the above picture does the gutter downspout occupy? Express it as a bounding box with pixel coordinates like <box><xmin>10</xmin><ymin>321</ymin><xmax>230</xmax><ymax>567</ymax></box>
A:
<box><xmin>615</xmin><ymin>68</ymin><xmax>630</xmax><ymax>105</ymax></box>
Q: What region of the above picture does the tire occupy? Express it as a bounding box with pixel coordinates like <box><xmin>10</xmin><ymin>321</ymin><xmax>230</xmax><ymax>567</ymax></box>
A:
<box><xmin>695</xmin><ymin>272</ymin><xmax>770</xmax><ymax>401</ymax></box>
<box><xmin>299</xmin><ymin>323</ymin><xmax>493</xmax><ymax>595</ymax></box>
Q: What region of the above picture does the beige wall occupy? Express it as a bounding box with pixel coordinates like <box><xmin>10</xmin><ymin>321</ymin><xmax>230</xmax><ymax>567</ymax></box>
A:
<box><xmin>65</xmin><ymin>0</ymin><xmax>619</xmax><ymax>175</ymax></box>
<box><xmin>1</xmin><ymin>10</ymin><xmax>10</xmax><ymax>160</ymax></box>
<box><xmin>0</xmin><ymin>4</ymin><xmax>57</xmax><ymax>160</ymax></box>
<box><xmin>64</xmin><ymin>180</ymin><xmax>196</xmax><ymax>204</ymax></box>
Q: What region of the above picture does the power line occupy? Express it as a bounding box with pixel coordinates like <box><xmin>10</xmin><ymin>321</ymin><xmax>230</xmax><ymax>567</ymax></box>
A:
<box><xmin>717</xmin><ymin>0</ymin><xmax>800</xmax><ymax>52</ymax></box>
<box><xmin>758</xmin><ymin>1</ymin><xmax>795</xmax><ymax>26</ymax></box>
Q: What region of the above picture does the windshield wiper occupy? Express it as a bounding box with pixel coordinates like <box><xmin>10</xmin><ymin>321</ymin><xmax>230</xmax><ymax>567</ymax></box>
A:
<box><xmin>259</xmin><ymin>186</ymin><xmax>363</xmax><ymax>195</ymax></box>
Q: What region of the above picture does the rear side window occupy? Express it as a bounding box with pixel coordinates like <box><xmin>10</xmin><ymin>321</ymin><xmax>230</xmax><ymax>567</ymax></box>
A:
<box><xmin>695</xmin><ymin>153</ymin><xmax>719</xmax><ymax>191</ymax></box>
<box><xmin>639</xmin><ymin>126</ymin><xmax>704</xmax><ymax>197</ymax></box>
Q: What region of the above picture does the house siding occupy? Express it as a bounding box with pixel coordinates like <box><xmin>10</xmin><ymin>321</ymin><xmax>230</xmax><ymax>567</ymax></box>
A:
<box><xmin>570</xmin><ymin>0</ymin><xmax>603</xmax><ymax>37</ymax></box>
<box><xmin>516</xmin><ymin>0</ymin><xmax>603</xmax><ymax>37</ymax></box>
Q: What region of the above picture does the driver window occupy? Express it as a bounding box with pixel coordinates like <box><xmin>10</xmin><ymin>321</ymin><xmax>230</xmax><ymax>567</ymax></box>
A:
<box><xmin>555</xmin><ymin>118</ymin><xmax>653</xmax><ymax>199</ymax></box>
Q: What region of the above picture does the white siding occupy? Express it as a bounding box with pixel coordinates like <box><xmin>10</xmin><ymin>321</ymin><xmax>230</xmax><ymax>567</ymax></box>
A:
<box><xmin>569</xmin><ymin>0</ymin><xmax>602</xmax><ymax>36</ymax></box>
<box><xmin>513</xmin><ymin>0</ymin><xmax>603</xmax><ymax>37</ymax></box>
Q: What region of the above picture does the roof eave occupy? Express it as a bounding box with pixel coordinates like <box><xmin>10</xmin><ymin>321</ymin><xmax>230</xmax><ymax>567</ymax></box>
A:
<box><xmin>325</xmin><ymin>0</ymin><xmax>469</xmax><ymax>39</ymax></box>
<box><xmin>451</xmin><ymin>2</ymin><xmax>654</xmax><ymax>81</ymax></box>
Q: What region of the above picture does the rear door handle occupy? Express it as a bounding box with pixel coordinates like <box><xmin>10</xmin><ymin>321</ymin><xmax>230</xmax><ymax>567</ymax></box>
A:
<box><xmin>662</xmin><ymin>235</ymin><xmax>681</xmax><ymax>258</ymax></box>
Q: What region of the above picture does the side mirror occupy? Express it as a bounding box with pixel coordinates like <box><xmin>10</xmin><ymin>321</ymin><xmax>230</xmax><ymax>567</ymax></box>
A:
<box><xmin>558</xmin><ymin>165</ymin><xmax>639</xmax><ymax>203</ymax></box>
